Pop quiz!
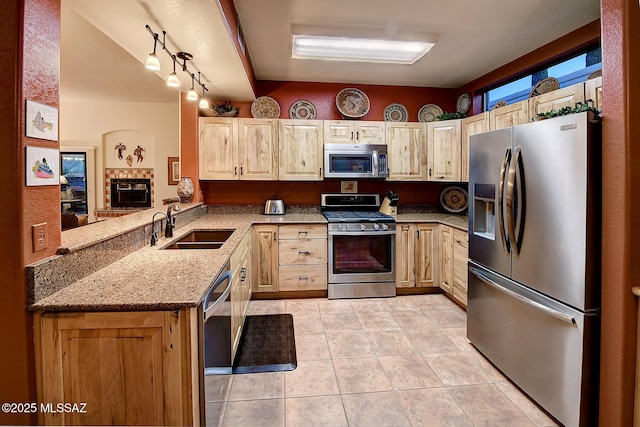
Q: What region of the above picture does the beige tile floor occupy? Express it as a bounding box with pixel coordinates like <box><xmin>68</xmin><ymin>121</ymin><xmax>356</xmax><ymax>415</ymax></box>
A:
<box><xmin>206</xmin><ymin>294</ymin><xmax>559</xmax><ymax>427</ymax></box>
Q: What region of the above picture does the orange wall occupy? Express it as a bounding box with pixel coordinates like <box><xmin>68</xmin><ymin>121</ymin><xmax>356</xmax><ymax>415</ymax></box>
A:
<box><xmin>201</xmin><ymin>81</ymin><xmax>459</xmax><ymax>206</ymax></box>
<box><xmin>1</xmin><ymin>0</ymin><xmax>60</xmax><ymax>424</ymax></box>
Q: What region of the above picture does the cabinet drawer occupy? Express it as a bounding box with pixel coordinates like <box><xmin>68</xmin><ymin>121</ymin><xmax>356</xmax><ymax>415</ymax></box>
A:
<box><xmin>279</xmin><ymin>239</ymin><xmax>327</xmax><ymax>265</ymax></box>
<box><xmin>278</xmin><ymin>224</ymin><xmax>326</xmax><ymax>239</ymax></box>
<box><xmin>279</xmin><ymin>265</ymin><xmax>328</xmax><ymax>291</ymax></box>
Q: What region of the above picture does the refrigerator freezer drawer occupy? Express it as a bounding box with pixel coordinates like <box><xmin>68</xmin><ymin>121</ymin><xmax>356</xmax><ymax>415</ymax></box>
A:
<box><xmin>467</xmin><ymin>263</ymin><xmax>599</xmax><ymax>427</ymax></box>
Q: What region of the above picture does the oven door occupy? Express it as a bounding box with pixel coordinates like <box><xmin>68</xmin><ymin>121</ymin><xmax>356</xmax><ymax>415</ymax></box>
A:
<box><xmin>328</xmin><ymin>229</ymin><xmax>395</xmax><ymax>284</ymax></box>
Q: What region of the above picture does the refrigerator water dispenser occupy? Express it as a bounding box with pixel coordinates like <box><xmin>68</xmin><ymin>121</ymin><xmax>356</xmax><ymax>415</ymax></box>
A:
<box><xmin>473</xmin><ymin>184</ymin><xmax>496</xmax><ymax>240</ymax></box>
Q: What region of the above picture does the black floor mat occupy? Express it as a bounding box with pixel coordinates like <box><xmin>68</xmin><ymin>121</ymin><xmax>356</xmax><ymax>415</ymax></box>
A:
<box><xmin>232</xmin><ymin>314</ymin><xmax>297</xmax><ymax>374</ymax></box>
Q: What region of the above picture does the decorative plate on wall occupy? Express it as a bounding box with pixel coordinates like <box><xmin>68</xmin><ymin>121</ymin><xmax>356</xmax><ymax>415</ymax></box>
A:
<box><xmin>440</xmin><ymin>186</ymin><xmax>469</xmax><ymax>213</ymax></box>
<box><xmin>251</xmin><ymin>96</ymin><xmax>280</xmax><ymax>118</ymax></box>
<box><xmin>336</xmin><ymin>88</ymin><xmax>370</xmax><ymax>118</ymax></box>
<box><xmin>418</xmin><ymin>104</ymin><xmax>444</xmax><ymax>122</ymax></box>
<box><xmin>289</xmin><ymin>100</ymin><xmax>317</xmax><ymax>119</ymax></box>
<box><xmin>383</xmin><ymin>103</ymin><xmax>409</xmax><ymax>122</ymax></box>
<box><xmin>456</xmin><ymin>93</ymin><xmax>472</xmax><ymax>114</ymax></box>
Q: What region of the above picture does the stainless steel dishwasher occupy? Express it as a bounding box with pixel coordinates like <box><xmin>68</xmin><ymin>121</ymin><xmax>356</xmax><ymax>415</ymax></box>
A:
<box><xmin>199</xmin><ymin>262</ymin><xmax>233</xmax><ymax>426</ymax></box>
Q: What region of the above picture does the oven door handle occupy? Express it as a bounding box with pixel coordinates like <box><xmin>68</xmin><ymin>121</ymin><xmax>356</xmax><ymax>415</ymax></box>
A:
<box><xmin>329</xmin><ymin>230</ymin><xmax>396</xmax><ymax>237</ymax></box>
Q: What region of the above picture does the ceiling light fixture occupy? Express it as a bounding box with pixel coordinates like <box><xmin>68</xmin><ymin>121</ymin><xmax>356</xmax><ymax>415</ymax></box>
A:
<box><xmin>187</xmin><ymin>75</ymin><xmax>198</xmax><ymax>101</ymax></box>
<box><xmin>291</xmin><ymin>24</ymin><xmax>438</xmax><ymax>64</ymax></box>
<box><xmin>144</xmin><ymin>24</ymin><xmax>208</xmax><ymax>101</ymax></box>
<box><xmin>145</xmin><ymin>31</ymin><xmax>161</xmax><ymax>70</ymax></box>
<box><xmin>198</xmin><ymin>73</ymin><xmax>209</xmax><ymax>109</ymax></box>
<box><xmin>166</xmin><ymin>55</ymin><xmax>180</xmax><ymax>87</ymax></box>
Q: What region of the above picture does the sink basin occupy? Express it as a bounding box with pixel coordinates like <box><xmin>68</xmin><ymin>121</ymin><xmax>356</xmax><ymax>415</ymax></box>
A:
<box><xmin>163</xmin><ymin>229</ymin><xmax>235</xmax><ymax>250</ymax></box>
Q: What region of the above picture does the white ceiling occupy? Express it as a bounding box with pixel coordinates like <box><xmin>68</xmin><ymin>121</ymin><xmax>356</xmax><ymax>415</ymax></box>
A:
<box><xmin>60</xmin><ymin>0</ymin><xmax>601</xmax><ymax>104</ymax></box>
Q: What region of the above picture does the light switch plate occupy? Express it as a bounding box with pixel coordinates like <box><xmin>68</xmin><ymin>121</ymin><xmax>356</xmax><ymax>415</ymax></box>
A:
<box><xmin>32</xmin><ymin>223</ymin><xmax>47</xmax><ymax>252</ymax></box>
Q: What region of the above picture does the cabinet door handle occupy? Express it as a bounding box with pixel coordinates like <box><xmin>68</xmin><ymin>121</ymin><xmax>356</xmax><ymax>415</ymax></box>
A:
<box><xmin>273</xmin><ymin>232</ymin><xmax>277</xmax><ymax>240</ymax></box>
<box><xmin>234</xmin><ymin>167</ymin><xmax>238</xmax><ymax>175</ymax></box>
<box><xmin>351</xmin><ymin>131</ymin><xmax>354</xmax><ymax>140</ymax></box>
<box><xmin>241</xmin><ymin>267</ymin><xmax>247</xmax><ymax>281</ymax></box>
<box><xmin>417</xmin><ymin>230</ymin><xmax>420</xmax><ymax>238</ymax></box>
<box><xmin>299</xmin><ymin>251</ymin><xmax>310</xmax><ymax>256</ymax></box>
<box><xmin>356</xmin><ymin>131</ymin><xmax>359</xmax><ymax>140</ymax></box>
<box><xmin>240</xmin><ymin>166</ymin><xmax>243</xmax><ymax>175</ymax></box>
<box><xmin>298</xmin><ymin>231</ymin><xmax>308</xmax><ymax>235</ymax></box>
<box><xmin>429</xmin><ymin>168</ymin><xmax>432</xmax><ymax>176</ymax></box>
<box><xmin>299</xmin><ymin>276</ymin><xmax>308</xmax><ymax>280</ymax></box>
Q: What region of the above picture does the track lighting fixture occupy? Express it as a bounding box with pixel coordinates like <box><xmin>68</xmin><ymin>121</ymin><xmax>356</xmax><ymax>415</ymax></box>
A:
<box><xmin>145</xmin><ymin>24</ymin><xmax>208</xmax><ymax>101</ymax></box>
<box><xmin>166</xmin><ymin>55</ymin><xmax>180</xmax><ymax>87</ymax></box>
<box><xmin>145</xmin><ymin>32</ymin><xmax>160</xmax><ymax>70</ymax></box>
<box><xmin>187</xmin><ymin>74</ymin><xmax>198</xmax><ymax>101</ymax></box>
<box><xmin>198</xmin><ymin>73</ymin><xmax>210</xmax><ymax>108</ymax></box>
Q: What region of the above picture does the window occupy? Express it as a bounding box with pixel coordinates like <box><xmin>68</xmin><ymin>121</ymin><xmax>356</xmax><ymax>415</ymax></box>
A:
<box><xmin>485</xmin><ymin>47</ymin><xmax>601</xmax><ymax>111</ymax></box>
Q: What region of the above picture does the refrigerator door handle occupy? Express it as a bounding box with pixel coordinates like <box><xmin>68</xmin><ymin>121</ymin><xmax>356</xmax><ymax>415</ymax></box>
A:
<box><xmin>469</xmin><ymin>266</ymin><xmax>576</xmax><ymax>325</ymax></box>
<box><xmin>506</xmin><ymin>147</ymin><xmax>525</xmax><ymax>256</ymax></box>
<box><xmin>498</xmin><ymin>148</ymin><xmax>511</xmax><ymax>253</ymax></box>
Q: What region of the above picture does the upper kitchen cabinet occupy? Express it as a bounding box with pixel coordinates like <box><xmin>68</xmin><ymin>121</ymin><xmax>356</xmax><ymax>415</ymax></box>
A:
<box><xmin>199</xmin><ymin>117</ymin><xmax>238</xmax><ymax>180</ymax></box>
<box><xmin>585</xmin><ymin>76</ymin><xmax>603</xmax><ymax>112</ymax></box>
<box><xmin>239</xmin><ymin>119</ymin><xmax>279</xmax><ymax>180</ymax></box>
<box><xmin>324</xmin><ymin>120</ymin><xmax>386</xmax><ymax>144</ymax></box>
<box><xmin>426</xmin><ymin>119</ymin><xmax>462</xmax><ymax>182</ymax></box>
<box><xmin>528</xmin><ymin>82</ymin><xmax>585</xmax><ymax>121</ymax></box>
<box><xmin>385</xmin><ymin>122</ymin><xmax>426</xmax><ymax>181</ymax></box>
<box><xmin>489</xmin><ymin>100</ymin><xmax>529</xmax><ymax>130</ymax></box>
<box><xmin>199</xmin><ymin>118</ymin><xmax>278</xmax><ymax>180</ymax></box>
<box><xmin>461</xmin><ymin>112</ymin><xmax>489</xmax><ymax>182</ymax></box>
<box><xmin>278</xmin><ymin>120</ymin><xmax>324</xmax><ymax>181</ymax></box>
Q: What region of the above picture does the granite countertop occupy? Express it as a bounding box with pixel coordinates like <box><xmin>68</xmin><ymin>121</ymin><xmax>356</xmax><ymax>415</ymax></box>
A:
<box><xmin>395</xmin><ymin>213</ymin><xmax>468</xmax><ymax>231</ymax></box>
<box><xmin>30</xmin><ymin>212</ymin><xmax>327</xmax><ymax>312</ymax></box>
<box><xmin>31</xmin><ymin>209</ymin><xmax>465</xmax><ymax>313</ymax></box>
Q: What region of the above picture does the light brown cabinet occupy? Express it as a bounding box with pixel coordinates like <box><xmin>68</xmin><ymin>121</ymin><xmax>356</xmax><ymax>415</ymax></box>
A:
<box><xmin>199</xmin><ymin>118</ymin><xmax>278</xmax><ymax>180</ymax></box>
<box><xmin>252</xmin><ymin>225</ymin><xmax>279</xmax><ymax>293</ymax></box>
<box><xmin>585</xmin><ymin>76</ymin><xmax>602</xmax><ymax>112</ymax></box>
<box><xmin>439</xmin><ymin>225</ymin><xmax>468</xmax><ymax>307</ymax></box>
<box><xmin>277</xmin><ymin>224</ymin><xmax>327</xmax><ymax>291</ymax></box>
<box><xmin>35</xmin><ymin>309</ymin><xmax>198</xmax><ymax>426</ymax></box>
<box><xmin>461</xmin><ymin>112</ymin><xmax>489</xmax><ymax>182</ymax></box>
<box><xmin>278</xmin><ymin>120</ymin><xmax>324</xmax><ymax>181</ymax></box>
<box><xmin>452</xmin><ymin>228</ymin><xmax>469</xmax><ymax>307</ymax></box>
<box><xmin>396</xmin><ymin>223</ymin><xmax>439</xmax><ymax>288</ymax></box>
<box><xmin>230</xmin><ymin>231</ymin><xmax>252</xmax><ymax>357</ymax></box>
<box><xmin>489</xmin><ymin>100</ymin><xmax>529</xmax><ymax>130</ymax></box>
<box><xmin>385</xmin><ymin>122</ymin><xmax>426</xmax><ymax>181</ymax></box>
<box><xmin>528</xmin><ymin>83</ymin><xmax>585</xmax><ymax>121</ymax></box>
<box><xmin>324</xmin><ymin>120</ymin><xmax>386</xmax><ymax>144</ymax></box>
<box><xmin>427</xmin><ymin>119</ymin><xmax>462</xmax><ymax>182</ymax></box>
<box><xmin>439</xmin><ymin>225</ymin><xmax>454</xmax><ymax>294</ymax></box>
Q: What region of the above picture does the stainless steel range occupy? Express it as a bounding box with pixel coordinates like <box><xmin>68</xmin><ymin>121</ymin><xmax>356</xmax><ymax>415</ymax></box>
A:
<box><xmin>321</xmin><ymin>193</ymin><xmax>396</xmax><ymax>299</ymax></box>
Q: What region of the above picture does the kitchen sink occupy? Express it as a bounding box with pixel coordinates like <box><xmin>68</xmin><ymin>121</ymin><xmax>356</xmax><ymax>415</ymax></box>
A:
<box><xmin>163</xmin><ymin>229</ymin><xmax>235</xmax><ymax>250</ymax></box>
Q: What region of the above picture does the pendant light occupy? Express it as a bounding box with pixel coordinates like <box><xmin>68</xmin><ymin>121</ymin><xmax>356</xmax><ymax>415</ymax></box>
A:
<box><xmin>145</xmin><ymin>32</ymin><xmax>161</xmax><ymax>71</ymax></box>
<box><xmin>166</xmin><ymin>55</ymin><xmax>180</xmax><ymax>87</ymax></box>
<box><xmin>187</xmin><ymin>74</ymin><xmax>198</xmax><ymax>101</ymax></box>
<box><xmin>198</xmin><ymin>72</ymin><xmax>209</xmax><ymax>108</ymax></box>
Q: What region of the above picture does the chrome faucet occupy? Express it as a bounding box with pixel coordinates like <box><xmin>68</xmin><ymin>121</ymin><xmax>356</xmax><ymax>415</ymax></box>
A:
<box><xmin>150</xmin><ymin>211</ymin><xmax>168</xmax><ymax>246</ymax></box>
<box><xmin>165</xmin><ymin>204</ymin><xmax>178</xmax><ymax>238</ymax></box>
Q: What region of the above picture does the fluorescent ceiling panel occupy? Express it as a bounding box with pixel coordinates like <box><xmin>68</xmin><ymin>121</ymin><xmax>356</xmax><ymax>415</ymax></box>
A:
<box><xmin>291</xmin><ymin>25</ymin><xmax>438</xmax><ymax>64</ymax></box>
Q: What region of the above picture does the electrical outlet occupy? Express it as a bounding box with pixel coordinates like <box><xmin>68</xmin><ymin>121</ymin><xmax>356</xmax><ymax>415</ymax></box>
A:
<box><xmin>32</xmin><ymin>223</ymin><xmax>47</xmax><ymax>252</ymax></box>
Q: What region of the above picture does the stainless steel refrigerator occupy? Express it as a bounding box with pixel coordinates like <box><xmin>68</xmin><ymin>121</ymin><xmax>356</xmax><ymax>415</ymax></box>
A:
<box><xmin>467</xmin><ymin>112</ymin><xmax>600</xmax><ymax>427</ymax></box>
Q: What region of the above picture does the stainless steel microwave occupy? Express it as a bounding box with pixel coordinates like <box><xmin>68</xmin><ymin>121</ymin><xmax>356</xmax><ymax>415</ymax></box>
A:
<box><xmin>324</xmin><ymin>143</ymin><xmax>389</xmax><ymax>179</ymax></box>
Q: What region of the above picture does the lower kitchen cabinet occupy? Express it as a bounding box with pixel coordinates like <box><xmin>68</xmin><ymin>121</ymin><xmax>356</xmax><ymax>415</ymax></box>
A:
<box><xmin>34</xmin><ymin>309</ymin><xmax>199</xmax><ymax>426</ymax></box>
<box><xmin>252</xmin><ymin>225</ymin><xmax>279</xmax><ymax>293</ymax></box>
<box><xmin>230</xmin><ymin>231</ymin><xmax>252</xmax><ymax>358</ymax></box>
<box><xmin>396</xmin><ymin>223</ymin><xmax>439</xmax><ymax>288</ymax></box>
<box><xmin>439</xmin><ymin>225</ymin><xmax>469</xmax><ymax>307</ymax></box>
<box><xmin>452</xmin><ymin>228</ymin><xmax>469</xmax><ymax>306</ymax></box>
<box><xmin>278</xmin><ymin>224</ymin><xmax>327</xmax><ymax>291</ymax></box>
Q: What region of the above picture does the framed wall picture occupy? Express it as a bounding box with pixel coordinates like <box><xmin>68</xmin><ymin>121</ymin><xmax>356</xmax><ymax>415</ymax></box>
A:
<box><xmin>25</xmin><ymin>100</ymin><xmax>58</xmax><ymax>141</ymax></box>
<box><xmin>26</xmin><ymin>146</ymin><xmax>60</xmax><ymax>186</ymax></box>
<box><xmin>168</xmin><ymin>157</ymin><xmax>180</xmax><ymax>185</ymax></box>
<box><xmin>340</xmin><ymin>180</ymin><xmax>358</xmax><ymax>193</ymax></box>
